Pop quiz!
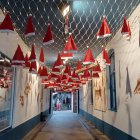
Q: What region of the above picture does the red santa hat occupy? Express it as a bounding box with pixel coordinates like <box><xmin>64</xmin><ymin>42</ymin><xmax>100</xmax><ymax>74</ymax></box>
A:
<box><xmin>54</xmin><ymin>53</ymin><xmax>63</xmax><ymax>68</ymax></box>
<box><xmin>12</xmin><ymin>45</ymin><xmax>25</xmax><ymax>67</ymax></box>
<box><xmin>97</xmin><ymin>16</ymin><xmax>111</xmax><ymax>39</ymax></box>
<box><xmin>92</xmin><ymin>73</ymin><xmax>99</xmax><ymax>78</ymax></box>
<box><xmin>102</xmin><ymin>46</ymin><xmax>110</xmax><ymax>65</ymax></box>
<box><xmin>43</xmin><ymin>23</ymin><xmax>54</xmax><ymax>45</ymax></box>
<box><xmin>25</xmin><ymin>15</ymin><xmax>35</xmax><ymax>37</ymax></box>
<box><xmin>39</xmin><ymin>47</ymin><xmax>45</xmax><ymax>64</ymax></box>
<box><xmin>29</xmin><ymin>61</ymin><xmax>37</xmax><ymax>74</ymax></box>
<box><xmin>64</xmin><ymin>35</ymin><xmax>78</xmax><ymax>52</ymax></box>
<box><xmin>24</xmin><ymin>54</ymin><xmax>30</xmax><ymax>69</ymax></box>
<box><xmin>29</xmin><ymin>45</ymin><xmax>36</xmax><ymax>62</ymax></box>
<box><xmin>121</xmin><ymin>16</ymin><xmax>129</xmax><ymax>36</ymax></box>
<box><xmin>61</xmin><ymin>51</ymin><xmax>73</xmax><ymax>59</ymax></box>
<box><xmin>40</xmin><ymin>66</ymin><xmax>48</xmax><ymax>79</ymax></box>
<box><xmin>83</xmin><ymin>47</ymin><xmax>95</xmax><ymax>65</ymax></box>
<box><xmin>0</xmin><ymin>12</ymin><xmax>14</xmax><ymax>33</ymax></box>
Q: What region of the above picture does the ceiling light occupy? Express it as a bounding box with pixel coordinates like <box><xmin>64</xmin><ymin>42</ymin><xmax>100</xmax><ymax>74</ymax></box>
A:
<box><xmin>59</xmin><ymin>3</ymin><xmax>70</xmax><ymax>17</ymax></box>
<box><xmin>63</xmin><ymin>5</ymin><xmax>70</xmax><ymax>17</ymax></box>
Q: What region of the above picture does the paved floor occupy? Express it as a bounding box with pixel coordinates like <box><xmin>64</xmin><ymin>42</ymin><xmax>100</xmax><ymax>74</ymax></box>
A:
<box><xmin>33</xmin><ymin>111</ymin><xmax>94</xmax><ymax>140</ymax></box>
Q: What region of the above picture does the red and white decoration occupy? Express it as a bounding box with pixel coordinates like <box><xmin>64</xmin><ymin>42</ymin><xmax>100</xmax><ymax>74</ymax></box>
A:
<box><xmin>43</xmin><ymin>23</ymin><xmax>54</xmax><ymax>45</ymax></box>
<box><xmin>29</xmin><ymin>45</ymin><xmax>36</xmax><ymax>62</ymax></box>
<box><xmin>92</xmin><ymin>73</ymin><xmax>99</xmax><ymax>78</ymax></box>
<box><xmin>61</xmin><ymin>51</ymin><xmax>73</xmax><ymax>60</ymax></box>
<box><xmin>0</xmin><ymin>12</ymin><xmax>14</xmax><ymax>33</ymax></box>
<box><xmin>97</xmin><ymin>16</ymin><xmax>111</xmax><ymax>39</ymax></box>
<box><xmin>40</xmin><ymin>66</ymin><xmax>48</xmax><ymax>79</ymax></box>
<box><xmin>12</xmin><ymin>45</ymin><xmax>25</xmax><ymax>67</ymax></box>
<box><xmin>54</xmin><ymin>53</ymin><xmax>63</xmax><ymax>68</ymax></box>
<box><xmin>39</xmin><ymin>47</ymin><xmax>45</xmax><ymax>65</ymax></box>
<box><xmin>24</xmin><ymin>54</ymin><xmax>30</xmax><ymax>69</ymax></box>
<box><xmin>83</xmin><ymin>47</ymin><xmax>95</xmax><ymax>65</ymax></box>
<box><xmin>64</xmin><ymin>35</ymin><xmax>78</xmax><ymax>52</ymax></box>
<box><xmin>121</xmin><ymin>16</ymin><xmax>129</xmax><ymax>36</ymax></box>
<box><xmin>102</xmin><ymin>46</ymin><xmax>110</xmax><ymax>65</ymax></box>
<box><xmin>25</xmin><ymin>15</ymin><xmax>35</xmax><ymax>37</ymax></box>
<box><xmin>29</xmin><ymin>61</ymin><xmax>37</xmax><ymax>74</ymax></box>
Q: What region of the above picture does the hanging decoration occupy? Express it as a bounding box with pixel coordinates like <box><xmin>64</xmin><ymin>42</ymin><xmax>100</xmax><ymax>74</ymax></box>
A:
<box><xmin>83</xmin><ymin>47</ymin><xmax>95</xmax><ymax>65</ymax></box>
<box><xmin>25</xmin><ymin>15</ymin><xmax>35</xmax><ymax>37</ymax></box>
<box><xmin>39</xmin><ymin>47</ymin><xmax>45</xmax><ymax>65</ymax></box>
<box><xmin>37</xmin><ymin>66</ymin><xmax>42</xmax><ymax>76</ymax></box>
<box><xmin>102</xmin><ymin>46</ymin><xmax>110</xmax><ymax>65</ymax></box>
<box><xmin>12</xmin><ymin>45</ymin><xmax>25</xmax><ymax>67</ymax></box>
<box><xmin>61</xmin><ymin>51</ymin><xmax>73</xmax><ymax>60</ymax></box>
<box><xmin>92</xmin><ymin>62</ymin><xmax>101</xmax><ymax>73</ymax></box>
<box><xmin>63</xmin><ymin>64</ymin><xmax>71</xmax><ymax>77</ymax></box>
<box><xmin>24</xmin><ymin>54</ymin><xmax>30</xmax><ymax>69</ymax></box>
<box><xmin>43</xmin><ymin>23</ymin><xmax>54</xmax><ymax>45</ymax></box>
<box><xmin>51</xmin><ymin>65</ymin><xmax>60</xmax><ymax>75</ymax></box>
<box><xmin>54</xmin><ymin>53</ymin><xmax>63</xmax><ymax>68</ymax></box>
<box><xmin>63</xmin><ymin>35</ymin><xmax>78</xmax><ymax>52</ymax></box>
<box><xmin>121</xmin><ymin>16</ymin><xmax>129</xmax><ymax>36</ymax></box>
<box><xmin>92</xmin><ymin>73</ymin><xmax>99</xmax><ymax>78</ymax></box>
<box><xmin>97</xmin><ymin>16</ymin><xmax>111</xmax><ymax>39</ymax></box>
<box><xmin>29</xmin><ymin>45</ymin><xmax>36</xmax><ymax>62</ymax></box>
<box><xmin>29</xmin><ymin>61</ymin><xmax>37</xmax><ymax>74</ymax></box>
<box><xmin>0</xmin><ymin>12</ymin><xmax>14</xmax><ymax>33</ymax></box>
<box><xmin>40</xmin><ymin>66</ymin><xmax>48</xmax><ymax>79</ymax></box>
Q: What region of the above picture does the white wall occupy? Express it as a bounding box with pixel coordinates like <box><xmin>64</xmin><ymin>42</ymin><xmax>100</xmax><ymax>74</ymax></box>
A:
<box><xmin>0</xmin><ymin>10</ymin><xmax>50</xmax><ymax>128</ymax></box>
<box><xmin>80</xmin><ymin>4</ymin><xmax>140</xmax><ymax>139</ymax></box>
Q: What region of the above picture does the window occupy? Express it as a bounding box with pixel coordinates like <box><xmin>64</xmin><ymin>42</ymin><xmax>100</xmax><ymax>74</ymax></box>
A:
<box><xmin>107</xmin><ymin>49</ymin><xmax>117</xmax><ymax>111</ymax></box>
<box><xmin>0</xmin><ymin>52</ymin><xmax>13</xmax><ymax>131</ymax></box>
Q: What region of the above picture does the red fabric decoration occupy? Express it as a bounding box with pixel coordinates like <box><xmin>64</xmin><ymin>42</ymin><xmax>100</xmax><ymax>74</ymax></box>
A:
<box><xmin>76</xmin><ymin>60</ymin><xmax>82</xmax><ymax>70</ymax></box>
<box><xmin>61</xmin><ymin>51</ymin><xmax>73</xmax><ymax>59</ymax></box>
<box><xmin>0</xmin><ymin>13</ymin><xmax>14</xmax><ymax>32</ymax></box>
<box><xmin>64</xmin><ymin>35</ymin><xmax>78</xmax><ymax>52</ymax></box>
<box><xmin>43</xmin><ymin>23</ymin><xmax>54</xmax><ymax>45</ymax></box>
<box><xmin>97</xmin><ymin>16</ymin><xmax>111</xmax><ymax>39</ymax></box>
<box><xmin>29</xmin><ymin>61</ymin><xmax>37</xmax><ymax>74</ymax></box>
<box><xmin>121</xmin><ymin>16</ymin><xmax>129</xmax><ymax>36</ymax></box>
<box><xmin>51</xmin><ymin>65</ymin><xmax>60</xmax><ymax>75</ymax></box>
<box><xmin>37</xmin><ymin>66</ymin><xmax>42</xmax><ymax>76</ymax></box>
<box><xmin>63</xmin><ymin>64</ymin><xmax>71</xmax><ymax>77</ymax></box>
<box><xmin>39</xmin><ymin>47</ymin><xmax>45</xmax><ymax>64</ymax></box>
<box><xmin>54</xmin><ymin>53</ymin><xmax>63</xmax><ymax>68</ymax></box>
<box><xmin>102</xmin><ymin>46</ymin><xmax>110</xmax><ymax>65</ymax></box>
<box><xmin>72</xmin><ymin>69</ymin><xmax>79</xmax><ymax>81</ymax></box>
<box><xmin>92</xmin><ymin>73</ymin><xmax>99</xmax><ymax>78</ymax></box>
<box><xmin>12</xmin><ymin>45</ymin><xmax>25</xmax><ymax>67</ymax></box>
<box><xmin>25</xmin><ymin>15</ymin><xmax>35</xmax><ymax>37</ymax></box>
<box><xmin>40</xmin><ymin>66</ymin><xmax>48</xmax><ymax>78</ymax></box>
<box><xmin>29</xmin><ymin>45</ymin><xmax>36</xmax><ymax>62</ymax></box>
<box><xmin>24</xmin><ymin>54</ymin><xmax>30</xmax><ymax>69</ymax></box>
<box><xmin>92</xmin><ymin>63</ymin><xmax>101</xmax><ymax>73</ymax></box>
<box><xmin>83</xmin><ymin>47</ymin><xmax>95</xmax><ymax>65</ymax></box>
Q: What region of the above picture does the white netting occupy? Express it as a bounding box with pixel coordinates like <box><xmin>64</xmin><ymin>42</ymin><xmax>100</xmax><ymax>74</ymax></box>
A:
<box><xmin>0</xmin><ymin>0</ymin><xmax>139</xmax><ymax>66</ymax></box>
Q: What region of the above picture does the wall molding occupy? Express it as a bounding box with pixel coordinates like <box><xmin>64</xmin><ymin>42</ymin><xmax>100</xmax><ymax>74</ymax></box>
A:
<box><xmin>79</xmin><ymin>109</ymin><xmax>137</xmax><ymax>140</ymax></box>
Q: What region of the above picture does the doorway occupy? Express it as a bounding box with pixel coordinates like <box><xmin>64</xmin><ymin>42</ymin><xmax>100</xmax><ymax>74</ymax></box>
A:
<box><xmin>52</xmin><ymin>92</ymin><xmax>72</xmax><ymax>112</ymax></box>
